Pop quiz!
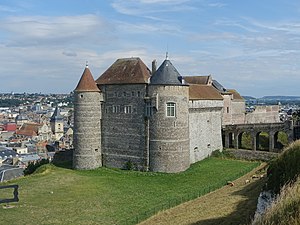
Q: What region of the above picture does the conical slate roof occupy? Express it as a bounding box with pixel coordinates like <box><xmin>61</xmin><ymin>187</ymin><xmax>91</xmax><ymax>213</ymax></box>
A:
<box><xmin>96</xmin><ymin>58</ymin><xmax>151</xmax><ymax>85</ymax></box>
<box><xmin>50</xmin><ymin>106</ymin><xmax>63</xmax><ymax>122</ymax></box>
<box><xmin>150</xmin><ymin>59</ymin><xmax>184</xmax><ymax>85</ymax></box>
<box><xmin>74</xmin><ymin>66</ymin><xmax>100</xmax><ymax>92</ymax></box>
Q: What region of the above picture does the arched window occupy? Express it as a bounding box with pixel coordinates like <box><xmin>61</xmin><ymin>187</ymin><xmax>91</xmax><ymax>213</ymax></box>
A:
<box><xmin>166</xmin><ymin>102</ymin><xmax>176</xmax><ymax>117</ymax></box>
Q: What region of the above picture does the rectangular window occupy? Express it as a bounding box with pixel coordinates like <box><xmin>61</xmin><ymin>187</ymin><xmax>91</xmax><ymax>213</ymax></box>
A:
<box><xmin>112</xmin><ymin>105</ymin><xmax>120</xmax><ymax>113</ymax></box>
<box><xmin>145</xmin><ymin>102</ymin><xmax>152</xmax><ymax>117</ymax></box>
<box><xmin>166</xmin><ymin>102</ymin><xmax>176</xmax><ymax>117</ymax></box>
<box><xmin>124</xmin><ymin>105</ymin><xmax>132</xmax><ymax>114</ymax></box>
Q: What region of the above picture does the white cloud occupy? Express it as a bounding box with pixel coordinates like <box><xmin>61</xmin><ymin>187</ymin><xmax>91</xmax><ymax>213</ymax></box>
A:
<box><xmin>208</xmin><ymin>3</ymin><xmax>226</xmax><ymax>8</ymax></box>
<box><xmin>111</xmin><ymin>0</ymin><xmax>194</xmax><ymax>17</ymax></box>
<box><xmin>0</xmin><ymin>14</ymin><xmax>114</xmax><ymax>47</ymax></box>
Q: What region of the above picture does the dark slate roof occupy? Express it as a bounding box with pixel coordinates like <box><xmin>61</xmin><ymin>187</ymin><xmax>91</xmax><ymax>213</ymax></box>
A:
<box><xmin>75</xmin><ymin>66</ymin><xmax>100</xmax><ymax>92</ymax></box>
<box><xmin>150</xmin><ymin>59</ymin><xmax>185</xmax><ymax>85</ymax></box>
<box><xmin>15</xmin><ymin>114</ymin><xmax>28</xmax><ymax>121</ymax></box>
<box><xmin>50</xmin><ymin>107</ymin><xmax>63</xmax><ymax>122</ymax></box>
<box><xmin>212</xmin><ymin>80</ymin><xmax>227</xmax><ymax>92</ymax></box>
<box><xmin>189</xmin><ymin>84</ymin><xmax>223</xmax><ymax>100</ymax></box>
<box><xmin>0</xmin><ymin>148</ymin><xmax>18</xmax><ymax>159</ymax></box>
<box><xmin>96</xmin><ymin>58</ymin><xmax>151</xmax><ymax>85</ymax></box>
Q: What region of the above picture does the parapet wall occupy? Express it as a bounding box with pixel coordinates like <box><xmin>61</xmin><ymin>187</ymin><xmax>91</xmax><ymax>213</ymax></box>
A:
<box><xmin>246</xmin><ymin>105</ymin><xmax>280</xmax><ymax>124</ymax></box>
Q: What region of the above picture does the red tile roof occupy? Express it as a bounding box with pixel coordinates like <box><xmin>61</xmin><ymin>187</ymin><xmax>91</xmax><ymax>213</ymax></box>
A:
<box><xmin>96</xmin><ymin>58</ymin><xmax>151</xmax><ymax>85</ymax></box>
<box><xmin>74</xmin><ymin>66</ymin><xmax>100</xmax><ymax>92</ymax></box>
<box><xmin>16</xmin><ymin>123</ymin><xmax>41</xmax><ymax>137</ymax></box>
<box><xmin>189</xmin><ymin>84</ymin><xmax>223</xmax><ymax>100</ymax></box>
<box><xmin>227</xmin><ymin>89</ymin><xmax>244</xmax><ymax>101</ymax></box>
<box><xmin>184</xmin><ymin>76</ymin><xmax>212</xmax><ymax>85</ymax></box>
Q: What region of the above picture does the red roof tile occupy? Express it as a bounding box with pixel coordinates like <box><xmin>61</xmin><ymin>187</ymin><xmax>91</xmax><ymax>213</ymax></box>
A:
<box><xmin>184</xmin><ymin>76</ymin><xmax>212</xmax><ymax>85</ymax></box>
<box><xmin>16</xmin><ymin>123</ymin><xmax>41</xmax><ymax>137</ymax></box>
<box><xmin>75</xmin><ymin>66</ymin><xmax>100</xmax><ymax>92</ymax></box>
<box><xmin>189</xmin><ymin>84</ymin><xmax>223</xmax><ymax>100</ymax></box>
<box><xmin>227</xmin><ymin>89</ymin><xmax>244</xmax><ymax>101</ymax></box>
<box><xmin>96</xmin><ymin>58</ymin><xmax>151</xmax><ymax>85</ymax></box>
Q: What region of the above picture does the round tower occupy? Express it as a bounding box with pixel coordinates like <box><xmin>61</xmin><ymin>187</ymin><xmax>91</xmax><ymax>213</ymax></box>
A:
<box><xmin>73</xmin><ymin>63</ymin><xmax>102</xmax><ymax>169</ymax></box>
<box><xmin>148</xmin><ymin>58</ymin><xmax>190</xmax><ymax>173</ymax></box>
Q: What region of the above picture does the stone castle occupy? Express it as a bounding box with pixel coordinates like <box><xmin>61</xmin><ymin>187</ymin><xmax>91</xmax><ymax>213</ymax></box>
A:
<box><xmin>73</xmin><ymin>57</ymin><xmax>258</xmax><ymax>173</ymax></box>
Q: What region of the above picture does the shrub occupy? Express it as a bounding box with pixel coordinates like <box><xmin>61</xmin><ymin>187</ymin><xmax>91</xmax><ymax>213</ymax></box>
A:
<box><xmin>267</xmin><ymin>140</ymin><xmax>300</xmax><ymax>194</ymax></box>
<box><xmin>24</xmin><ymin>159</ymin><xmax>50</xmax><ymax>175</ymax></box>
<box><xmin>124</xmin><ymin>160</ymin><xmax>135</xmax><ymax>170</ymax></box>
<box><xmin>252</xmin><ymin>177</ymin><xmax>300</xmax><ymax>225</ymax></box>
<box><xmin>211</xmin><ymin>149</ymin><xmax>234</xmax><ymax>159</ymax></box>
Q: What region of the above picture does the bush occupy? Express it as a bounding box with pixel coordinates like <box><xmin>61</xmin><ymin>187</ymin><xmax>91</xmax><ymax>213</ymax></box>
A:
<box><xmin>252</xmin><ymin>177</ymin><xmax>300</xmax><ymax>225</ymax></box>
<box><xmin>124</xmin><ymin>160</ymin><xmax>135</xmax><ymax>170</ymax></box>
<box><xmin>24</xmin><ymin>159</ymin><xmax>50</xmax><ymax>175</ymax></box>
<box><xmin>267</xmin><ymin>140</ymin><xmax>300</xmax><ymax>194</ymax></box>
<box><xmin>211</xmin><ymin>149</ymin><xmax>234</xmax><ymax>159</ymax></box>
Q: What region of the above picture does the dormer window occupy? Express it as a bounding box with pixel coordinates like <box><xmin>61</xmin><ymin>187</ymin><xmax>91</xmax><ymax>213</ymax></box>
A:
<box><xmin>166</xmin><ymin>102</ymin><xmax>176</xmax><ymax>117</ymax></box>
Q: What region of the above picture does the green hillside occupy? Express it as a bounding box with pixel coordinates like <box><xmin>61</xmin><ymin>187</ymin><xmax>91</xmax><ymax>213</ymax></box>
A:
<box><xmin>1</xmin><ymin>158</ymin><xmax>259</xmax><ymax>225</ymax></box>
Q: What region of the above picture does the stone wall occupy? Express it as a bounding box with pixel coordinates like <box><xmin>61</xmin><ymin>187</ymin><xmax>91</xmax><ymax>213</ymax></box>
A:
<box><xmin>101</xmin><ymin>84</ymin><xmax>147</xmax><ymax>170</ymax></box>
<box><xmin>246</xmin><ymin>105</ymin><xmax>280</xmax><ymax>124</ymax></box>
<box><xmin>73</xmin><ymin>91</ymin><xmax>102</xmax><ymax>169</ymax></box>
<box><xmin>189</xmin><ymin>100</ymin><xmax>223</xmax><ymax>163</ymax></box>
<box><xmin>226</xmin><ymin>149</ymin><xmax>278</xmax><ymax>161</ymax></box>
<box><xmin>149</xmin><ymin>85</ymin><xmax>190</xmax><ymax>173</ymax></box>
<box><xmin>222</xmin><ymin>94</ymin><xmax>246</xmax><ymax>125</ymax></box>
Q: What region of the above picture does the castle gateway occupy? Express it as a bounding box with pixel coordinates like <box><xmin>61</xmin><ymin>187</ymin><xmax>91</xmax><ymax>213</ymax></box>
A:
<box><xmin>73</xmin><ymin>57</ymin><xmax>223</xmax><ymax>173</ymax></box>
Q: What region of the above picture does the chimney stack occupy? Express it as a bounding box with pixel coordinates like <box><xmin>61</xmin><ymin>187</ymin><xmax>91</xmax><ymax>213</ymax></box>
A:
<box><xmin>152</xmin><ymin>59</ymin><xmax>157</xmax><ymax>75</ymax></box>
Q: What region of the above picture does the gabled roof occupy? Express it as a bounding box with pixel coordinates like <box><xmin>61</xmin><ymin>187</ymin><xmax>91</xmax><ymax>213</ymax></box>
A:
<box><xmin>227</xmin><ymin>89</ymin><xmax>244</xmax><ymax>101</ymax></box>
<box><xmin>212</xmin><ymin>80</ymin><xmax>227</xmax><ymax>92</ymax></box>
<box><xmin>184</xmin><ymin>75</ymin><xmax>212</xmax><ymax>85</ymax></box>
<box><xmin>189</xmin><ymin>84</ymin><xmax>223</xmax><ymax>100</ymax></box>
<box><xmin>96</xmin><ymin>58</ymin><xmax>151</xmax><ymax>85</ymax></box>
<box><xmin>50</xmin><ymin>107</ymin><xmax>63</xmax><ymax>122</ymax></box>
<box><xmin>150</xmin><ymin>59</ymin><xmax>185</xmax><ymax>85</ymax></box>
<box><xmin>16</xmin><ymin>123</ymin><xmax>41</xmax><ymax>137</ymax></box>
<box><xmin>75</xmin><ymin>66</ymin><xmax>100</xmax><ymax>92</ymax></box>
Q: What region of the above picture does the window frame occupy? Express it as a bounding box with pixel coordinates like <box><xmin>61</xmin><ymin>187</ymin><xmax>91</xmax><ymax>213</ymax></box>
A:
<box><xmin>124</xmin><ymin>105</ymin><xmax>132</xmax><ymax>114</ymax></box>
<box><xmin>166</xmin><ymin>102</ymin><xmax>176</xmax><ymax>117</ymax></box>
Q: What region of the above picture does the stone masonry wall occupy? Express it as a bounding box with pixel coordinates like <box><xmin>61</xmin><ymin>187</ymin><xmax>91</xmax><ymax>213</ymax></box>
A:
<box><xmin>245</xmin><ymin>105</ymin><xmax>280</xmax><ymax>124</ymax></box>
<box><xmin>189</xmin><ymin>100</ymin><xmax>223</xmax><ymax>163</ymax></box>
<box><xmin>101</xmin><ymin>84</ymin><xmax>147</xmax><ymax>170</ymax></box>
<box><xmin>73</xmin><ymin>91</ymin><xmax>102</xmax><ymax>169</ymax></box>
<box><xmin>149</xmin><ymin>85</ymin><xmax>190</xmax><ymax>173</ymax></box>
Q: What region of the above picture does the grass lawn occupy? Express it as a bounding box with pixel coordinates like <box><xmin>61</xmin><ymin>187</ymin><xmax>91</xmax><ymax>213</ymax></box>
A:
<box><xmin>140</xmin><ymin>164</ymin><xmax>267</xmax><ymax>225</ymax></box>
<box><xmin>0</xmin><ymin>158</ymin><xmax>259</xmax><ymax>225</ymax></box>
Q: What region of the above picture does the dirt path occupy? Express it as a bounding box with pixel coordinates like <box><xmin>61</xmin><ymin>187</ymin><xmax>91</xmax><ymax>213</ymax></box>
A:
<box><xmin>140</xmin><ymin>164</ymin><xmax>267</xmax><ymax>225</ymax></box>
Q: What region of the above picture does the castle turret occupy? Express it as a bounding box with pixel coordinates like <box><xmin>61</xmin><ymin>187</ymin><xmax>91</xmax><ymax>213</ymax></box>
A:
<box><xmin>148</xmin><ymin>58</ymin><xmax>190</xmax><ymax>173</ymax></box>
<box><xmin>50</xmin><ymin>106</ymin><xmax>64</xmax><ymax>141</ymax></box>
<box><xmin>73</xmin><ymin>64</ymin><xmax>102</xmax><ymax>169</ymax></box>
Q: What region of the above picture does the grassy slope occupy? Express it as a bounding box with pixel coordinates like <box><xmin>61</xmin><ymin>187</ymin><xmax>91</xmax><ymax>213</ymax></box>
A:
<box><xmin>0</xmin><ymin>158</ymin><xmax>259</xmax><ymax>225</ymax></box>
<box><xmin>252</xmin><ymin>178</ymin><xmax>300</xmax><ymax>225</ymax></box>
<box><xmin>140</xmin><ymin>164</ymin><xmax>266</xmax><ymax>225</ymax></box>
<box><xmin>251</xmin><ymin>140</ymin><xmax>300</xmax><ymax>225</ymax></box>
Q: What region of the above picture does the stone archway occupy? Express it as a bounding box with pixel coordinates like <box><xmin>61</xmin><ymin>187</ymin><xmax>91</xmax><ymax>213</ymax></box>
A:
<box><xmin>228</xmin><ymin>132</ymin><xmax>234</xmax><ymax>148</ymax></box>
<box><xmin>256</xmin><ymin>131</ymin><xmax>269</xmax><ymax>151</ymax></box>
<box><xmin>274</xmin><ymin>131</ymin><xmax>288</xmax><ymax>151</ymax></box>
<box><xmin>237</xmin><ymin>131</ymin><xmax>252</xmax><ymax>150</ymax></box>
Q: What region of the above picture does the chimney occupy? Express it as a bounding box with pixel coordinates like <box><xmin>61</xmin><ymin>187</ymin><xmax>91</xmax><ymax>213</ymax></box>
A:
<box><xmin>152</xmin><ymin>59</ymin><xmax>157</xmax><ymax>75</ymax></box>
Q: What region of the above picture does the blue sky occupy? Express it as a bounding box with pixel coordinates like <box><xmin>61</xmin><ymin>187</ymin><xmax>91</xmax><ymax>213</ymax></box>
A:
<box><xmin>0</xmin><ymin>0</ymin><xmax>300</xmax><ymax>97</ymax></box>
